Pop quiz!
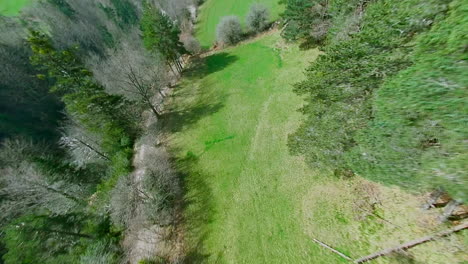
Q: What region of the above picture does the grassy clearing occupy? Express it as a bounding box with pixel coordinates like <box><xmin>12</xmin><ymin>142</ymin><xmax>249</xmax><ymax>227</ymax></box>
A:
<box><xmin>195</xmin><ymin>0</ymin><xmax>283</xmax><ymax>48</ymax></box>
<box><xmin>166</xmin><ymin>32</ymin><xmax>467</xmax><ymax>263</ymax></box>
<box><xmin>0</xmin><ymin>0</ymin><xmax>31</xmax><ymax>16</ymax></box>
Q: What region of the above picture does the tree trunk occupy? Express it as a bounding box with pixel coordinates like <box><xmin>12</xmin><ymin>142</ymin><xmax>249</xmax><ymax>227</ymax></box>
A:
<box><xmin>39</xmin><ymin>228</ymin><xmax>94</xmax><ymax>239</ymax></box>
<box><xmin>167</xmin><ymin>62</ymin><xmax>178</xmax><ymax>76</ymax></box>
<box><xmin>147</xmin><ymin>100</ymin><xmax>162</xmax><ymax>118</ymax></box>
<box><xmin>174</xmin><ymin>58</ymin><xmax>182</xmax><ymax>73</ymax></box>
<box><xmin>158</xmin><ymin>89</ymin><xmax>166</xmax><ymax>98</ymax></box>
<box><xmin>34</xmin><ymin>181</ymin><xmax>84</xmax><ymax>205</ymax></box>
<box><xmin>439</xmin><ymin>200</ymin><xmax>462</xmax><ymax>222</ymax></box>
<box><xmin>75</xmin><ymin>138</ymin><xmax>110</xmax><ymax>161</ymax></box>
<box><xmin>354</xmin><ymin>222</ymin><xmax>468</xmax><ymax>263</ymax></box>
<box><xmin>312</xmin><ymin>239</ymin><xmax>353</xmax><ymax>261</ymax></box>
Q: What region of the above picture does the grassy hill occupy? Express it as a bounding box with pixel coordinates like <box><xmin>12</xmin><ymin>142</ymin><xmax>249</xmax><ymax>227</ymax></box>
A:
<box><xmin>166</xmin><ymin>32</ymin><xmax>466</xmax><ymax>263</ymax></box>
<box><xmin>0</xmin><ymin>0</ymin><xmax>31</xmax><ymax>16</ymax></box>
<box><xmin>195</xmin><ymin>0</ymin><xmax>283</xmax><ymax>48</ymax></box>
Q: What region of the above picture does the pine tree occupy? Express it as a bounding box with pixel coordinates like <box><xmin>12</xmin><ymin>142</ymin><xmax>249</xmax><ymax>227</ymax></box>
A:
<box><xmin>141</xmin><ymin>2</ymin><xmax>187</xmax><ymax>74</ymax></box>
<box><xmin>280</xmin><ymin>0</ymin><xmax>329</xmax><ymax>41</ymax></box>
<box><xmin>28</xmin><ymin>31</ymin><xmax>134</xmax><ymax>156</ymax></box>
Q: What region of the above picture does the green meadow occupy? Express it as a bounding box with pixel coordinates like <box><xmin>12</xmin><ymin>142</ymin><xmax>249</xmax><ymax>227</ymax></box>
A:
<box><xmin>166</xmin><ymin>32</ymin><xmax>465</xmax><ymax>263</ymax></box>
<box><xmin>0</xmin><ymin>0</ymin><xmax>31</xmax><ymax>16</ymax></box>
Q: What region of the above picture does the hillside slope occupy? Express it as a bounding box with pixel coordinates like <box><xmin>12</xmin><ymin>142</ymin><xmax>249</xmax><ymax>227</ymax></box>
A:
<box><xmin>166</xmin><ymin>32</ymin><xmax>467</xmax><ymax>263</ymax></box>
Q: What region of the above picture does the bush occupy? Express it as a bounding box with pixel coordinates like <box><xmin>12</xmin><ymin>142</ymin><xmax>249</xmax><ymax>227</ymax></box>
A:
<box><xmin>246</xmin><ymin>3</ymin><xmax>270</xmax><ymax>33</ymax></box>
<box><xmin>216</xmin><ymin>16</ymin><xmax>243</xmax><ymax>45</ymax></box>
<box><xmin>181</xmin><ymin>34</ymin><xmax>202</xmax><ymax>54</ymax></box>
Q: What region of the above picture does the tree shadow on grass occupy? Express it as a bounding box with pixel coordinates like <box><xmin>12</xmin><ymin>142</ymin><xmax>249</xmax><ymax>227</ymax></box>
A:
<box><xmin>162</xmin><ymin>53</ymin><xmax>238</xmax><ymax>133</ymax></box>
<box><xmin>173</xmin><ymin>152</ymin><xmax>217</xmax><ymax>264</ymax></box>
<box><xmin>185</xmin><ymin>52</ymin><xmax>238</xmax><ymax>78</ymax></box>
<box><xmin>162</xmin><ymin>97</ymin><xmax>225</xmax><ymax>133</ymax></box>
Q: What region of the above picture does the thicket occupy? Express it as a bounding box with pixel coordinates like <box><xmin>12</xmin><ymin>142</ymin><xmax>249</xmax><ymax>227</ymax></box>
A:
<box><xmin>141</xmin><ymin>2</ymin><xmax>187</xmax><ymax>74</ymax></box>
<box><xmin>287</xmin><ymin>0</ymin><xmax>467</xmax><ymax>200</ymax></box>
<box><xmin>280</xmin><ymin>0</ymin><xmax>331</xmax><ymax>43</ymax></box>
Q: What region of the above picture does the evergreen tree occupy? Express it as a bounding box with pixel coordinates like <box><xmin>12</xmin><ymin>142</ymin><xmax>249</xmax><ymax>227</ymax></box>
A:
<box><xmin>27</xmin><ymin>31</ymin><xmax>134</xmax><ymax>157</ymax></box>
<box><xmin>141</xmin><ymin>2</ymin><xmax>187</xmax><ymax>74</ymax></box>
<box><xmin>280</xmin><ymin>0</ymin><xmax>329</xmax><ymax>41</ymax></box>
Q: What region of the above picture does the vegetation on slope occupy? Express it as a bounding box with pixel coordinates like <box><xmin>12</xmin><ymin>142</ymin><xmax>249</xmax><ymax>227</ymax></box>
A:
<box><xmin>287</xmin><ymin>0</ymin><xmax>467</xmax><ymax>200</ymax></box>
<box><xmin>167</xmin><ymin>32</ymin><xmax>466</xmax><ymax>263</ymax></box>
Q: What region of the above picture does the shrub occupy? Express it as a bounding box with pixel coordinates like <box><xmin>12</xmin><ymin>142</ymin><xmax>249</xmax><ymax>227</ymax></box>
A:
<box><xmin>216</xmin><ymin>16</ymin><xmax>243</xmax><ymax>45</ymax></box>
<box><xmin>181</xmin><ymin>34</ymin><xmax>202</xmax><ymax>54</ymax></box>
<box><xmin>246</xmin><ymin>3</ymin><xmax>270</xmax><ymax>33</ymax></box>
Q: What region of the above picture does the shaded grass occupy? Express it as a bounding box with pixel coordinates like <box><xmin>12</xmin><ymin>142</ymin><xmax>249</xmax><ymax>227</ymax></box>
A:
<box><xmin>195</xmin><ymin>0</ymin><xmax>284</xmax><ymax>48</ymax></box>
<box><xmin>0</xmin><ymin>0</ymin><xmax>31</xmax><ymax>16</ymax></box>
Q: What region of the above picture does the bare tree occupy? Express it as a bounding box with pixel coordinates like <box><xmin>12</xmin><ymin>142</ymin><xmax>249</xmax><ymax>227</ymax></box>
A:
<box><xmin>88</xmin><ymin>34</ymin><xmax>169</xmax><ymax>118</ymax></box>
<box><xmin>181</xmin><ymin>33</ymin><xmax>201</xmax><ymax>54</ymax></box>
<box><xmin>0</xmin><ymin>162</ymin><xmax>87</xmax><ymax>222</ymax></box>
<box><xmin>124</xmin><ymin>65</ymin><xmax>164</xmax><ymax>118</ymax></box>
<box><xmin>110</xmin><ymin>173</ymin><xmax>141</xmax><ymax>228</ymax></box>
<box><xmin>246</xmin><ymin>3</ymin><xmax>270</xmax><ymax>33</ymax></box>
<box><xmin>59</xmin><ymin>117</ymin><xmax>110</xmax><ymax>167</ymax></box>
<box><xmin>216</xmin><ymin>16</ymin><xmax>243</xmax><ymax>46</ymax></box>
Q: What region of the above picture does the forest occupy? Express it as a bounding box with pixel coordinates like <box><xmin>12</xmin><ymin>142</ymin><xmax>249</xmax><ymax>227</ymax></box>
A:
<box><xmin>0</xmin><ymin>0</ymin><xmax>466</xmax><ymax>263</ymax></box>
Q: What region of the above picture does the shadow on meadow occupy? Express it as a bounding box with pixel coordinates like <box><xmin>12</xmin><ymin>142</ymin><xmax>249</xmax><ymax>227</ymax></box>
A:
<box><xmin>186</xmin><ymin>52</ymin><xmax>238</xmax><ymax>78</ymax></box>
<box><xmin>164</xmin><ymin>52</ymin><xmax>240</xmax><ymax>262</ymax></box>
<box><xmin>163</xmin><ymin>52</ymin><xmax>238</xmax><ymax>133</ymax></box>
<box><xmin>173</xmin><ymin>152</ymin><xmax>216</xmax><ymax>264</ymax></box>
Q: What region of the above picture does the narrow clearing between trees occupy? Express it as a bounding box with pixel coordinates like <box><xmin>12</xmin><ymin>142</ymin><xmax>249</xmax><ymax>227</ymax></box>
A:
<box><xmin>165</xmin><ymin>32</ymin><xmax>467</xmax><ymax>263</ymax></box>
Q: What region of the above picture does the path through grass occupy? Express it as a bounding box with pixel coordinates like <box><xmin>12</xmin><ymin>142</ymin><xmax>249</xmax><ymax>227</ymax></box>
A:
<box><xmin>195</xmin><ymin>0</ymin><xmax>283</xmax><ymax>48</ymax></box>
<box><xmin>166</xmin><ymin>32</ymin><xmax>467</xmax><ymax>263</ymax></box>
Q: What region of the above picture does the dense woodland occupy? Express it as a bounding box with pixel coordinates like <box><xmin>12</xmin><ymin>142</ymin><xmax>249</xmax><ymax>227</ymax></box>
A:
<box><xmin>0</xmin><ymin>0</ymin><xmax>198</xmax><ymax>263</ymax></box>
<box><xmin>282</xmin><ymin>0</ymin><xmax>467</xmax><ymax>201</ymax></box>
<box><xmin>0</xmin><ymin>0</ymin><xmax>466</xmax><ymax>263</ymax></box>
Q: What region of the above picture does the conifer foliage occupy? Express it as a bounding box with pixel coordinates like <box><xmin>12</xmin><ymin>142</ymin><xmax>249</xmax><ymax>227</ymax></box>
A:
<box><xmin>141</xmin><ymin>2</ymin><xmax>187</xmax><ymax>74</ymax></box>
<box><xmin>28</xmin><ymin>31</ymin><xmax>134</xmax><ymax>156</ymax></box>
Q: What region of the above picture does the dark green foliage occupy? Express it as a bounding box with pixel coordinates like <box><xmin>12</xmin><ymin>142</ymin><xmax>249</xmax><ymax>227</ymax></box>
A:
<box><xmin>28</xmin><ymin>31</ymin><xmax>136</xmax><ymax>156</ymax></box>
<box><xmin>288</xmin><ymin>0</ymin><xmax>465</xmax><ymax>198</ymax></box>
<box><xmin>111</xmin><ymin>0</ymin><xmax>139</xmax><ymax>27</ymax></box>
<box><xmin>0</xmin><ymin>41</ymin><xmax>63</xmax><ymax>142</ymax></box>
<box><xmin>2</xmin><ymin>213</ymin><xmax>121</xmax><ymax>264</ymax></box>
<box><xmin>141</xmin><ymin>2</ymin><xmax>186</xmax><ymax>70</ymax></box>
<box><xmin>349</xmin><ymin>0</ymin><xmax>467</xmax><ymax>200</ymax></box>
<box><xmin>280</xmin><ymin>0</ymin><xmax>330</xmax><ymax>42</ymax></box>
<box><xmin>47</xmin><ymin>0</ymin><xmax>76</xmax><ymax>18</ymax></box>
<box><xmin>100</xmin><ymin>0</ymin><xmax>139</xmax><ymax>29</ymax></box>
<box><xmin>2</xmin><ymin>214</ymin><xmax>87</xmax><ymax>263</ymax></box>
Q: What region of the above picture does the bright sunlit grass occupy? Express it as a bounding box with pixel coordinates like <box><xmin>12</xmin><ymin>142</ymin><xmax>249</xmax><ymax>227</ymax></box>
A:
<box><xmin>0</xmin><ymin>0</ymin><xmax>31</xmax><ymax>16</ymax></box>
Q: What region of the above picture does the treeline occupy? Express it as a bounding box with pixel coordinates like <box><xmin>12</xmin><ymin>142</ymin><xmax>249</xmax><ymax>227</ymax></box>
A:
<box><xmin>283</xmin><ymin>0</ymin><xmax>467</xmax><ymax>201</ymax></box>
<box><xmin>0</xmin><ymin>0</ymin><xmax>199</xmax><ymax>263</ymax></box>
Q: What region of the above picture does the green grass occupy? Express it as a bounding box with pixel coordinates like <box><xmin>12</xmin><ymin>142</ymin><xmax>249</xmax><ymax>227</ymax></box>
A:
<box><xmin>195</xmin><ymin>0</ymin><xmax>284</xmax><ymax>48</ymax></box>
<box><xmin>167</xmin><ymin>32</ymin><xmax>467</xmax><ymax>263</ymax></box>
<box><xmin>0</xmin><ymin>0</ymin><xmax>31</xmax><ymax>16</ymax></box>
